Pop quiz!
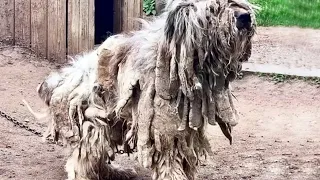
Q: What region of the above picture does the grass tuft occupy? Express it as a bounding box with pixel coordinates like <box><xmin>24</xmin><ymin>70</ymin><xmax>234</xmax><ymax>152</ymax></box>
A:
<box><xmin>254</xmin><ymin>72</ymin><xmax>320</xmax><ymax>85</ymax></box>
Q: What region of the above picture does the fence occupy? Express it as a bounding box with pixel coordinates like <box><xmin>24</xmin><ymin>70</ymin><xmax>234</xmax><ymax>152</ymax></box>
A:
<box><xmin>0</xmin><ymin>0</ymin><xmax>143</xmax><ymax>63</ymax></box>
<box><xmin>114</xmin><ymin>0</ymin><xmax>143</xmax><ymax>32</ymax></box>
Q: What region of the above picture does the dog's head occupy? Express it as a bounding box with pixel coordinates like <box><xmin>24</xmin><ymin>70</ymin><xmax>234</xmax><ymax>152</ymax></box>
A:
<box><xmin>165</xmin><ymin>0</ymin><xmax>258</xmax><ymax>29</ymax></box>
<box><xmin>229</xmin><ymin>0</ymin><xmax>258</xmax><ymax>32</ymax></box>
<box><xmin>163</xmin><ymin>0</ymin><xmax>259</xmax><ymax>61</ymax></box>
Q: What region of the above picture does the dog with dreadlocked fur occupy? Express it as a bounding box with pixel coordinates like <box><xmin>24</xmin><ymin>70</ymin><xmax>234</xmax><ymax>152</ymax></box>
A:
<box><xmin>25</xmin><ymin>0</ymin><xmax>259</xmax><ymax>179</ymax></box>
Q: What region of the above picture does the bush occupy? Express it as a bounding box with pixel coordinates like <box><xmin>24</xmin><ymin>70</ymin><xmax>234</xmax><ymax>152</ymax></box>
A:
<box><xmin>143</xmin><ymin>0</ymin><xmax>156</xmax><ymax>16</ymax></box>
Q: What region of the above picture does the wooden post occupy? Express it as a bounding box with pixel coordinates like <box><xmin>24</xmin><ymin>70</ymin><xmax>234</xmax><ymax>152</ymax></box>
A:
<box><xmin>133</xmin><ymin>0</ymin><xmax>143</xmax><ymax>30</ymax></box>
<box><xmin>31</xmin><ymin>0</ymin><xmax>48</xmax><ymax>57</ymax></box>
<box><xmin>67</xmin><ymin>0</ymin><xmax>80</xmax><ymax>56</ymax></box>
<box><xmin>68</xmin><ymin>0</ymin><xmax>95</xmax><ymax>56</ymax></box>
<box><xmin>114</xmin><ymin>0</ymin><xmax>143</xmax><ymax>32</ymax></box>
<box><xmin>15</xmin><ymin>0</ymin><xmax>31</xmax><ymax>46</ymax></box>
<box><xmin>0</xmin><ymin>0</ymin><xmax>14</xmax><ymax>44</ymax></box>
<box><xmin>127</xmin><ymin>0</ymin><xmax>142</xmax><ymax>30</ymax></box>
<box><xmin>122</xmin><ymin>0</ymin><xmax>128</xmax><ymax>31</ymax></box>
<box><xmin>113</xmin><ymin>0</ymin><xmax>122</xmax><ymax>33</ymax></box>
<box><xmin>88</xmin><ymin>0</ymin><xmax>95</xmax><ymax>49</ymax></box>
<box><xmin>48</xmin><ymin>0</ymin><xmax>67</xmax><ymax>63</ymax></box>
<box><xmin>79</xmin><ymin>0</ymin><xmax>92</xmax><ymax>52</ymax></box>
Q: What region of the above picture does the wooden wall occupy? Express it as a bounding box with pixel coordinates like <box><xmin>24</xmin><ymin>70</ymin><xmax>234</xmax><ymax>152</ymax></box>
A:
<box><xmin>114</xmin><ymin>0</ymin><xmax>143</xmax><ymax>32</ymax></box>
<box><xmin>67</xmin><ymin>0</ymin><xmax>95</xmax><ymax>56</ymax></box>
<box><xmin>0</xmin><ymin>0</ymin><xmax>143</xmax><ymax>63</ymax></box>
<box><xmin>0</xmin><ymin>0</ymin><xmax>15</xmax><ymax>44</ymax></box>
<box><xmin>0</xmin><ymin>0</ymin><xmax>94</xmax><ymax>63</ymax></box>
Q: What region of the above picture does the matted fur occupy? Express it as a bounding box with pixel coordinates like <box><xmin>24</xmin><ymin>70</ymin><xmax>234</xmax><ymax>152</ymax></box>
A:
<box><xmin>27</xmin><ymin>0</ymin><xmax>259</xmax><ymax>179</ymax></box>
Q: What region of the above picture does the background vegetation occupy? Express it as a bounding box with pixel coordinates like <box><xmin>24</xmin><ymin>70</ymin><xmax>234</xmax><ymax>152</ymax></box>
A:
<box><xmin>251</xmin><ymin>0</ymin><xmax>320</xmax><ymax>28</ymax></box>
<box><xmin>143</xmin><ymin>0</ymin><xmax>156</xmax><ymax>15</ymax></box>
<box><xmin>143</xmin><ymin>0</ymin><xmax>320</xmax><ymax>29</ymax></box>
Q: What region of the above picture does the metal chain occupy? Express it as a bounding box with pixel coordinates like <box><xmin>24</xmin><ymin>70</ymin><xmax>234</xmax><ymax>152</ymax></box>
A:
<box><xmin>0</xmin><ymin>110</ymin><xmax>139</xmax><ymax>152</ymax></box>
<box><xmin>0</xmin><ymin>109</ymin><xmax>63</xmax><ymax>147</ymax></box>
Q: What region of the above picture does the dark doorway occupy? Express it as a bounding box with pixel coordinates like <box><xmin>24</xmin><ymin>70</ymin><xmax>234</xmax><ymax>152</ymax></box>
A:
<box><xmin>95</xmin><ymin>0</ymin><xmax>113</xmax><ymax>44</ymax></box>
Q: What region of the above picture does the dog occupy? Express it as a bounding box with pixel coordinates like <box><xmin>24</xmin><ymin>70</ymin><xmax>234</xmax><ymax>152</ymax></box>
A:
<box><xmin>26</xmin><ymin>0</ymin><xmax>258</xmax><ymax>179</ymax></box>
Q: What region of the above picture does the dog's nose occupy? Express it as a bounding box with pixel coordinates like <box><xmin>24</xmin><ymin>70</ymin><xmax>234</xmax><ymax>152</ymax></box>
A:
<box><xmin>235</xmin><ymin>11</ymin><xmax>252</xmax><ymax>30</ymax></box>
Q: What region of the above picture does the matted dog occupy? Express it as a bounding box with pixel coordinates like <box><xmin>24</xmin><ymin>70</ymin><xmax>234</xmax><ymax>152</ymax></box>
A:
<box><xmin>25</xmin><ymin>0</ymin><xmax>259</xmax><ymax>179</ymax></box>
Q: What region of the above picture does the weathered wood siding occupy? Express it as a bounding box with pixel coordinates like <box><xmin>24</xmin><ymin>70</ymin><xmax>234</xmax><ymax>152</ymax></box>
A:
<box><xmin>0</xmin><ymin>0</ymin><xmax>95</xmax><ymax>63</ymax></box>
<box><xmin>0</xmin><ymin>0</ymin><xmax>14</xmax><ymax>44</ymax></box>
<box><xmin>114</xmin><ymin>0</ymin><xmax>143</xmax><ymax>33</ymax></box>
<box><xmin>0</xmin><ymin>0</ymin><xmax>143</xmax><ymax>63</ymax></box>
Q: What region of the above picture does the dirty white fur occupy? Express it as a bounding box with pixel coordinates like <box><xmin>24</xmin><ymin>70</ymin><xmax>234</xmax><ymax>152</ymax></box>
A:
<box><xmin>27</xmin><ymin>43</ymin><xmax>139</xmax><ymax>179</ymax></box>
<box><xmin>50</xmin><ymin>51</ymin><xmax>98</xmax><ymax>104</ymax></box>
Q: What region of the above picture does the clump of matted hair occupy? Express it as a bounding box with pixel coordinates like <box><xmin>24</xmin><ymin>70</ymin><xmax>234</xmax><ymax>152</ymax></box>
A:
<box><xmin>94</xmin><ymin>0</ymin><xmax>258</xmax><ymax>179</ymax></box>
<box><xmin>28</xmin><ymin>0</ymin><xmax>259</xmax><ymax>180</ymax></box>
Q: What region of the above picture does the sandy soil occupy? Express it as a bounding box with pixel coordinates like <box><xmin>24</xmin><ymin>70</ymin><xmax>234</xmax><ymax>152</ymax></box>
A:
<box><xmin>0</xmin><ymin>27</ymin><xmax>320</xmax><ymax>180</ymax></box>
<box><xmin>250</xmin><ymin>27</ymin><xmax>320</xmax><ymax>70</ymax></box>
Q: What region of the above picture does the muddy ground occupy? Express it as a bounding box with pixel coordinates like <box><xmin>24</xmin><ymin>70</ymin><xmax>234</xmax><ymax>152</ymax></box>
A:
<box><xmin>0</xmin><ymin>27</ymin><xmax>320</xmax><ymax>180</ymax></box>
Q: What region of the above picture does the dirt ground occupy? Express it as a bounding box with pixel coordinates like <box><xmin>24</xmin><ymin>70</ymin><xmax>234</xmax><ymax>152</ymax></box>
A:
<box><xmin>250</xmin><ymin>27</ymin><xmax>320</xmax><ymax>70</ymax></box>
<box><xmin>0</xmin><ymin>27</ymin><xmax>320</xmax><ymax>180</ymax></box>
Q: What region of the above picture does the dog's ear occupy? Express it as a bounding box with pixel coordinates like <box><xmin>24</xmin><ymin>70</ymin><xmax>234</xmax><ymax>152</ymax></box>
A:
<box><xmin>164</xmin><ymin>2</ymin><xmax>196</xmax><ymax>42</ymax></box>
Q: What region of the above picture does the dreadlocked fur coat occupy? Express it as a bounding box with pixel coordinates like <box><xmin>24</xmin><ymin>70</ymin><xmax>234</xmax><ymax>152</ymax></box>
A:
<box><xmin>29</xmin><ymin>0</ymin><xmax>258</xmax><ymax>179</ymax></box>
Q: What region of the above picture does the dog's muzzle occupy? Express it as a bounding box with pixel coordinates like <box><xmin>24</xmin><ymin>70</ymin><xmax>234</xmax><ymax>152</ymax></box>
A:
<box><xmin>235</xmin><ymin>11</ymin><xmax>252</xmax><ymax>30</ymax></box>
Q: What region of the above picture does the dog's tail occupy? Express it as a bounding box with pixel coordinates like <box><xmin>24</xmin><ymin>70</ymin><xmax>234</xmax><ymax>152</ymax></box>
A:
<box><xmin>22</xmin><ymin>99</ymin><xmax>49</xmax><ymax>120</ymax></box>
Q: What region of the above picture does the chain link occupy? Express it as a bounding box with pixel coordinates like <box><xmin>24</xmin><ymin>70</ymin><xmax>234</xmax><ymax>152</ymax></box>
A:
<box><xmin>0</xmin><ymin>109</ymin><xmax>63</xmax><ymax>147</ymax></box>
<box><xmin>0</xmin><ymin>110</ymin><xmax>136</xmax><ymax>152</ymax></box>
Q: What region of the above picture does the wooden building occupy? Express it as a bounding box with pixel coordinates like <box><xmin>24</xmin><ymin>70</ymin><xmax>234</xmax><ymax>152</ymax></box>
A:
<box><xmin>0</xmin><ymin>0</ymin><xmax>143</xmax><ymax>63</ymax></box>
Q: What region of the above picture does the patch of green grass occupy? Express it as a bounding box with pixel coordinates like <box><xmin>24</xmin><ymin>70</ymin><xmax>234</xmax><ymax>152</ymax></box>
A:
<box><xmin>250</xmin><ymin>0</ymin><xmax>320</xmax><ymax>28</ymax></box>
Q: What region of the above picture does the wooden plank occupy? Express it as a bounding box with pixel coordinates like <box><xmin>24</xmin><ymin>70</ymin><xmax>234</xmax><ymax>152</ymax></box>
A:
<box><xmin>88</xmin><ymin>0</ymin><xmax>95</xmax><ymax>49</ymax></box>
<box><xmin>122</xmin><ymin>0</ymin><xmax>128</xmax><ymax>31</ymax></box>
<box><xmin>79</xmin><ymin>0</ymin><xmax>89</xmax><ymax>52</ymax></box>
<box><xmin>56</xmin><ymin>0</ymin><xmax>67</xmax><ymax>62</ymax></box>
<box><xmin>15</xmin><ymin>0</ymin><xmax>31</xmax><ymax>46</ymax></box>
<box><xmin>0</xmin><ymin>0</ymin><xmax>14</xmax><ymax>44</ymax></box>
<box><xmin>134</xmin><ymin>0</ymin><xmax>143</xmax><ymax>30</ymax></box>
<box><xmin>113</xmin><ymin>0</ymin><xmax>122</xmax><ymax>33</ymax></box>
<box><xmin>48</xmin><ymin>0</ymin><xmax>67</xmax><ymax>63</ymax></box>
<box><xmin>127</xmin><ymin>0</ymin><xmax>134</xmax><ymax>30</ymax></box>
<box><xmin>67</xmin><ymin>0</ymin><xmax>80</xmax><ymax>56</ymax></box>
<box><xmin>124</xmin><ymin>0</ymin><xmax>143</xmax><ymax>31</ymax></box>
<box><xmin>31</xmin><ymin>0</ymin><xmax>47</xmax><ymax>57</ymax></box>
